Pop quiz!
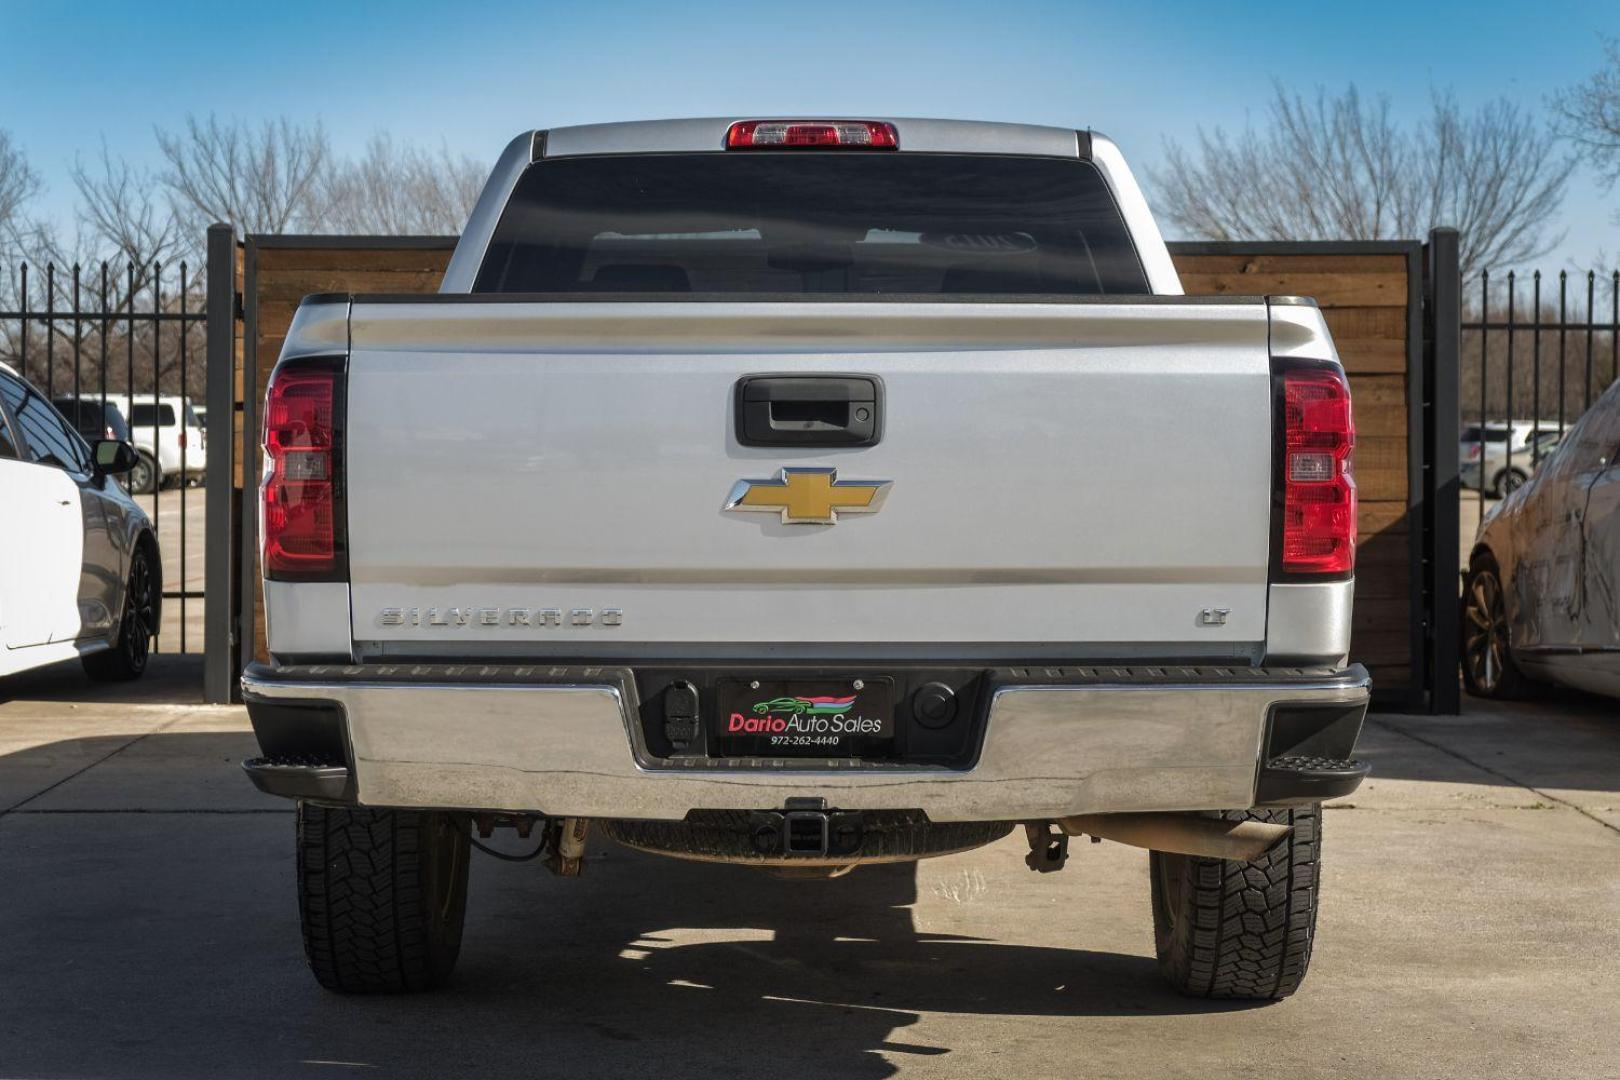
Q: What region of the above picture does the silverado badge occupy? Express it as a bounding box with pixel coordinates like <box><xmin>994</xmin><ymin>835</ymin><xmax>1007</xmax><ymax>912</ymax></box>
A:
<box><xmin>724</xmin><ymin>467</ymin><xmax>891</xmax><ymax>525</ymax></box>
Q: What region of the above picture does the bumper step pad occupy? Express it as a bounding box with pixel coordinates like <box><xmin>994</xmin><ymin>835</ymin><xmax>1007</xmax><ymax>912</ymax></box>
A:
<box><xmin>242</xmin><ymin>756</ymin><xmax>351</xmax><ymax>802</ymax></box>
<box><xmin>1256</xmin><ymin>755</ymin><xmax>1369</xmax><ymax>806</ymax></box>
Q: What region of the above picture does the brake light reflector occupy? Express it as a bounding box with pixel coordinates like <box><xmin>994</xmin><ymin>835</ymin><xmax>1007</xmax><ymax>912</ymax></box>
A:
<box><xmin>262</xmin><ymin>363</ymin><xmax>343</xmax><ymax>578</ymax></box>
<box><xmin>1279</xmin><ymin>365</ymin><xmax>1356</xmax><ymax>575</ymax></box>
<box><xmin>725</xmin><ymin>120</ymin><xmax>898</xmax><ymax>150</ymax></box>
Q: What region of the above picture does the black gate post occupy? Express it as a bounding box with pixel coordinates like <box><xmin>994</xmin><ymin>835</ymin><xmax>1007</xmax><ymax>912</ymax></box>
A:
<box><xmin>1424</xmin><ymin>227</ymin><xmax>1462</xmax><ymax>714</ymax></box>
<box><xmin>204</xmin><ymin>223</ymin><xmax>238</xmax><ymax>704</ymax></box>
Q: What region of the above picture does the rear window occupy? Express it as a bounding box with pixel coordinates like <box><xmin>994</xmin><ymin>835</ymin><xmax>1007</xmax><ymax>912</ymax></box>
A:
<box><xmin>476</xmin><ymin>153</ymin><xmax>1149</xmax><ymax>297</ymax></box>
<box><xmin>130</xmin><ymin>403</ymin><xmax>176</xmax><ymax>427</ymax></box>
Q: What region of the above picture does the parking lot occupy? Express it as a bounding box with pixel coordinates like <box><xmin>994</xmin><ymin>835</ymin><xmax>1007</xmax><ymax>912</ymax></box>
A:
<box><xmin>1</xmin><ymin>656</ymin><xmax>1616</xmax><ymax>1079</ymax></box>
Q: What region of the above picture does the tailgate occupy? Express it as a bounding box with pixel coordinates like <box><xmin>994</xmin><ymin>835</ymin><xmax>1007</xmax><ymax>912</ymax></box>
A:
<box><xmin>343</xmin><ymin>299</ymin><xmax>1274</xmax><ymax>650</ymax></box>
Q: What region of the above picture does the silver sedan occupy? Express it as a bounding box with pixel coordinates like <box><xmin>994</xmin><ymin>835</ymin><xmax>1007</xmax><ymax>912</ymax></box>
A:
<box><xmin>1465</xmin><ymin>380</ymin><xmax>1620</xmax><ymax>698</ymax></box>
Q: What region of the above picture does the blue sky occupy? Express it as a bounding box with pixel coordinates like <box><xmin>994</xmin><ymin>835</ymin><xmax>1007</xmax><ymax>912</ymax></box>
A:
<box><xmin>1</xmin><ymin>0</ymin><xmax>1615</xmax><ymax>271</ymax></box>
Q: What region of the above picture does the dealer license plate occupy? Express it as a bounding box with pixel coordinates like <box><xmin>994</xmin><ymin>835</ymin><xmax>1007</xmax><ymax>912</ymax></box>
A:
<box><xmin>712</xmin><ymin>677</ymin><xmax>896</xmax><ymax>757</ymax></box>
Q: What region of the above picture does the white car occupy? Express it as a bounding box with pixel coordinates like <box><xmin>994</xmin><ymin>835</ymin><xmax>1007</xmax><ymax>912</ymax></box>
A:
<box><xmin>1461</xmin><ymin>420</ymin><xmax>1561</xmax><ymax>496</ymax></box>
<box><xmin>0</xmin><ymin>363</ymin><xmax>161</xmax><ymax>681</ymax></box>
<box><xmin>112</xmin><ymin>393</ymin><xmax>207</xmax><ymax>494</ymax></box>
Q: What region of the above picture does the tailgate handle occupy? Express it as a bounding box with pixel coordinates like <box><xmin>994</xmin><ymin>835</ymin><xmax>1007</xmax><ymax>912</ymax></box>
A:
<box><xmin>735</xmin><ymin>375</ymin><xmax>882</xmax><ymax>447</ymax></box>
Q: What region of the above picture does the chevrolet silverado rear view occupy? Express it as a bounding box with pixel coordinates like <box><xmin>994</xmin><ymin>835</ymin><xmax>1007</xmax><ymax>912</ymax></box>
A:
<box><xmin>242</xmin><ymin>118</ymin><xmax>1369</xmax><ymax>999</ymax></box>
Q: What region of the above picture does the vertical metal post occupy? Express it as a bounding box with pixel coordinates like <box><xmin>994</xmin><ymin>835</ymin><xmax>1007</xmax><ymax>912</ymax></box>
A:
<box><xmin>126</xmin><ymin>263</ymin><xmax>135</xmax><ymax>402</ymax></box>
<box><xmin>17</xmin><ymin>263</ymin><xmax>26</xmax><ymax>381</ymax></box>
<box><xmin>1558</xmin><ymin>271</ymin><xmax>1567</xmax><ymax>434</ymax></box>
<box><xmin>151</xmin><ymin>263</ymin><xmax>162</xmax><ymax>652</ymax></box>
<box><xmin>204</xmin><ymin>224</ymin><xmax>237</xmax><ymax>704</ymax></box>
<box><xmin>1505</xmin><ymin>274</ymin><xmax>1515</xmax><ymax>463</ymax></box>
<box><xmin>1532</xmin><ymin>273</ymin><xmax>1542</xmax><ymax>467</ymax></box>
<box><xmin>45</xmin><ymin>265</ymin><xmax>54</xmax><ymax>397</ymax></box>
<box><xmin>98</xmin><ymin>264</ymin><xmax>108</xmax><ymax>409</ymax></box>
<box><xmin>1477</xmin><ymin>271</ymin><xmax>1488</xmax><ymax>513</ymax></box>
<box><xmin>72</xmin><ymin>265</ymin><xmax>81</xmax><ymax>404</ymax></box>
<box><xmin>1585</xmin><ymin>271</ymin><xmax>1596</xmax><ymax>409</ymax></box>
<box><xmin>238</xmin><ymin>238</ymin><xmax>260</xmax><ymax>683</ymax></box>
<box><xmin>1426</xmin><ymin>228</ymin><xmax>1462</xmax><ymax>715</ymax></box>
<box><xmin>179</xmin><ymin>263</ymin><xmax>189</xmax><ymax>654</ymax></box>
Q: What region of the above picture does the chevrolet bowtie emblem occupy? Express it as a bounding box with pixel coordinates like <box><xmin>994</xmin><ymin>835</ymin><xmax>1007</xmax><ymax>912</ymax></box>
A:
<box><xmin>724</xmin><ymin>467</ymin><xmax>892</xmax><ymax>525</ymax></box>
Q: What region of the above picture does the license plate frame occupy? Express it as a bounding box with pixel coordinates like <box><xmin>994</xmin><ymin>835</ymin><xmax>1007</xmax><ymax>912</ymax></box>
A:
<box><xmin>712</xmin><ymin>677</ymin><xmax>897</xmax><ymax>758</ymax></box>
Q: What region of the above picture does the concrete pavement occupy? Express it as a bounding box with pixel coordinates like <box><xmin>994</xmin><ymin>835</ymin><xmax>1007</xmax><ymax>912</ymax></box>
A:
<box><xmin>2</xmin><ymin>656</ymin><xmax>1618</xmax><ymax>1079</ymax></box>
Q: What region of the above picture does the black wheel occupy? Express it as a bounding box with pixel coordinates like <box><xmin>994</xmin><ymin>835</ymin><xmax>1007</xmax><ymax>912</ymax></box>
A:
<box><xmin>1150</xmin><ymin>806</ymin><xmax>1321</xmax><ymax>1000</ymax></box>
<box><xmin>128</xmin><ymin>451</ymin><xmax>160</xmax><ymax>495</ymax></box>
<box><xmin>82</xmin><ymin>544</ymin><xmax>155</xmax><ymax>682</ymax></box>
<box><xmin>297</xmin><ymin>805</ymin><xmax>470</xmax><ymax>993</ymax></box>
<box><xmin>1462</xmin><ymin>553</ymin><xmax>1532</xmax><ymax>699</ymax></box>
<box><xmin>1493</xmin><ymin>468</ymin><xmax>1528</xmax><ymax>497</ymax></box>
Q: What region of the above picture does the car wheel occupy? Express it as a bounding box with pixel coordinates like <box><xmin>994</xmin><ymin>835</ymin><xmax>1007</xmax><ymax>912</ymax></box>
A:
<box><xmin>1462</xmin><ymin>553</ymin><xmax>1532</xmax><ymax>699</ymax></box>
<box><xmin>1494</xmin><ymin>468</ymin><xmax>1528</xmax><ymax>497</ymax></box>
<box><xmin>1150</xmin><ymin>806</ymin><xmax>1321</xmax><ymax>1000</ymax></box>
<box><xmin>82</xmin><ymin>544</ymin><xmax>155</xmax><ymax>682</ymax></box>
<box><xmin>128</xmin><ymin>451</ymin><xmax>160</xmax><ymax>495</ymax></box>
<box><xmin>297</xmin><ymin>805</ymin><xmax>470</xmax><ymax>993</ymax></box>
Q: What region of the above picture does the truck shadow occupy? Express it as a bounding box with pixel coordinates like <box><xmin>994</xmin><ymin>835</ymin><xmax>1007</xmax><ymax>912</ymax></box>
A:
<box><xmin>0</xmin><ymin>728</ymin><xmax>1254</xmax><ymax>1080</ymax></box>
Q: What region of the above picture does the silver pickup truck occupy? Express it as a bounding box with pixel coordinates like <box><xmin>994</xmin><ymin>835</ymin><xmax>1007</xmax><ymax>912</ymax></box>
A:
<box><xmin>242</xmin><ymin>118</ymin><xmax>1369</xmax><ymax>999</ymax></box>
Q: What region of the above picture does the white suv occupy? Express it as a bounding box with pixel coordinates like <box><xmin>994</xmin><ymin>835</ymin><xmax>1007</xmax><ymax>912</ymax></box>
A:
<box><xmin>112</xmin><ymin>394</ymin><xmax>206</xmax><ymax>493</ymax></box>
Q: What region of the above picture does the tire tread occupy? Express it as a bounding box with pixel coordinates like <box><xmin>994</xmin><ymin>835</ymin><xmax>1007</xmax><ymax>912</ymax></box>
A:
<box><xmin>296</xmin><ymin>805</ymin><xmax>466</xmax><ymax>993</ymax></box>
<box><xmin>1152</xmin><ymin>806</ymin><xmax>1320</xmax><ymax>1000</ymax></box>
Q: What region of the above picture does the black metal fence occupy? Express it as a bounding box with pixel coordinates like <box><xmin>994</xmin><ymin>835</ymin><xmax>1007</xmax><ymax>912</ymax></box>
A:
<box><xmin>0</xmin><ymin>257</ymin><xmax>208</xmax><ymax>652</ymax></box>
<box><xmin>1462</xmin><ymin>269</ymin><xmax>1620</xmax><ymax>508</ymax></box>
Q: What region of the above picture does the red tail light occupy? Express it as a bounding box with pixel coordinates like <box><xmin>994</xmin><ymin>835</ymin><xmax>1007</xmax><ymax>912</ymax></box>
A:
<box><xmin>1277</xmin><ymin>365</ymin><xmax>1356</xmax><ymax>576</ymax></box>
<box><xmin>178</xmin><ymin>430</ymin><xmax>187</xmax><ymax>450</ymax></box>
<box><xmin>263</xmin><ymin>361</ymin><xmax>345</xmax><ymax>579</ymax></box>
<box><xmin>725</xmin><ymin>120</ymin><xmax>898</xmax><ymax>150</ymax></box>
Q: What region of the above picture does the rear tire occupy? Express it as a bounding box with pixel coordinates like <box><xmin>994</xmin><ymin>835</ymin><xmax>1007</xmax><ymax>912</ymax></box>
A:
<box><xmin>297</xmin><ymin>805</ymin><xmax>471</xmax><ymax>993</ymax></box>
<box><xmin>82</xmin><ymin>544</ymin><xmax>155</xmax><ymax>682</ymax></box>
<box><xmin>1149</xmin><ymin>806</ymin><xmax>1321</xmax><ymax>1000</ymax></box>
<box><xmin>1492</xmin><ymin>467</ymin><xmax>1528</xmax><ymax>497</ymax></box>
<box><xmin>1462</xmin><ymin>553</ymin><xmax>1533</xmax><ymax>699</ymax></box>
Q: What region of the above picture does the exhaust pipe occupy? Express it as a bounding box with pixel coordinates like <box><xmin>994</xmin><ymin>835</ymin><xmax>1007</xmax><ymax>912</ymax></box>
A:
<box><xmin>1056</xmin><ymin>813</ymin><xmax>1289</xmax><ymax>862</ymax></box>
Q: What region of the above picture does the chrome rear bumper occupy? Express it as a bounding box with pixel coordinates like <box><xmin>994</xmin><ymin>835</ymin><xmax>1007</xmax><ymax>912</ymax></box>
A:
<box><xmin>241</xmin><ymin>662</ymin><xmax>1369</xmax><ymax>822</ymax></box>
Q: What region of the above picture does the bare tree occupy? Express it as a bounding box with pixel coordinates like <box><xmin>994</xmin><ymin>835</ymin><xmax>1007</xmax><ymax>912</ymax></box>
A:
<box><xmin>1151</xmin><ymin>85</ymin><xmax>1575</xmax><ymax>278</ymax></box>
<box><xmin>1554</xmin><ymin>36</ymin><xmax>1620</xmax><ymax>185</ymax></box>
<box><xmin>71</xmin><ymin>140</ymin><xmax>187</xmax><ymax>288</ymax></box>
<box><xmin>0</xmin><ymin>129</ymin><xmax>41</xmax><ymax>241</ymax></box>
<box><xmin>156</xmin><ymin>114</ymin><xmax>330</xmax><ymax>236</ymax></box>
<box><xmin>321</xmin><ymin>134</ymin><xmax>483</xmax><ymax>235</ymax></box>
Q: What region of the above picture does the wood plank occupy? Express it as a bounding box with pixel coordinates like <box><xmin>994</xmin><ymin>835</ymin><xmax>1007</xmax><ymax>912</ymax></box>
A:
<box><xmin>1180</xmin><ymin>271</ymin><xmax>1407</xmax><ymax>307</ymax></box>
<box><xmin>254</xmin><ymin>270</ymin><xmax>447</xmax><ymax>302</ymax></box>
<box><xmin>255</xmin><ymin>247</ymin><xmax>455</xmax><ymax>273</ymax></box>
<box><xmin>1358</xmin><ymin>499</ymin><xmax>1408</xmax><ymax>535</ymax></box>
<box><xmin>1346</xmin><ymin>374</ymin><xmax>1408</xmax><ymax>443</ymax></box>
<box><xmin>1171</xmin><ymin>253</ymin><xmax>1409</xmax><ymax>276</ymax></box>
<box><xmin>1337</xmin><ymin>337</ymin><xmax>1408</xmax><ymax>375</ymax></box>
<box><xmin>1322</xmin><ymin>306</ymin><xmax>1409</xmax><ymax>340</ymax></box>
<box><xmin>1352</xmin><ymin>439</ymin><xmax>1407</xmax><ymax>492</ymax></box>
